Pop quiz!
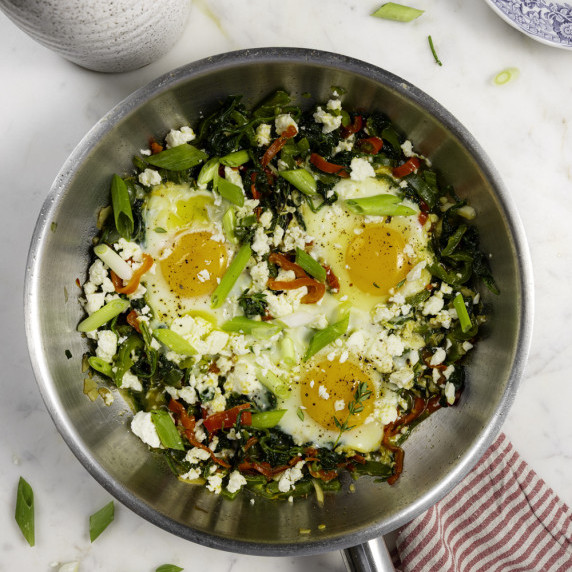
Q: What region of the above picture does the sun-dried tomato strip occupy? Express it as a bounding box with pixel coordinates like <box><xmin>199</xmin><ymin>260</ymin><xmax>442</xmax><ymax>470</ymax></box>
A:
<box><xmin>126</xmin><ymin>310</ymin><xmax>141</xmax><ymax>333</ymax></box>
<box><xmin>324</xmin><ymin>265</ymin><xmax>340</xmax><ymax>292</ymax></box>
<box><xmin>261</xmin><ymin>124</ymin><xmax>297</xmax><ymax>167</ymax></box>
<box><xmin>268</xmin><ymin>252</ymin><xmax>326</xmax><ymax>303</ymax></box>
<box><xmin>307</xmin><ymin>465</ymin><xmax>338</xmax><ymax>482</ymax></box>
<box><xmin>268</xmin><ymin>252</ymin><xmax>306</xmax><ymax>278</ymax></box>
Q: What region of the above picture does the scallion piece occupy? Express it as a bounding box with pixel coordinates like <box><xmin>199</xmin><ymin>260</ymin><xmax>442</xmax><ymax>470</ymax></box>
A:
<box><xmin>15</xmin><ymin>477</ymin><xmax>34</xmax><ymax>546</ymax></box>
<box><xmin>145</xmin><ymin>144</ymin><xmax>208</xmax><ymax>171</ymax></box>
<box><xmin>372</xmin><ymin>2</ymin><xmax>424</xmax><ymax>22</ymax></box>
<box><xmin>88</xmin><ymin>356</ymin><xmax>114</xmax><ymax>378</ymax></box>
<box><xmin>221</xmin><ymin>316</ymin><xmax>283</xmax><ymax>339</ymax></box>
<box><xmin>155</xmin><ymin>566</ymin><xmax>184</xmax><ymax>572</ymax></box>
<box><xmin>304</xmin><ymin>314</ymin><xmax>350</xmax><ymax>361</ymax></box>
<box><xmin>89</xmin><ymin>500</ymin><xmax>114</xmax><ymax>542</ymax></box>
<box><xmin>222</xmin><ymin>207</ymin><xmax>237</xmax><ymax>244</ymax></box>
<box><xmin>110</xmin><ymin>174</ymin><xmax>134</xmax><ymax>240</ymax></box>
<box><xmin>151</xmin><ymin>410</ymin><xmax>185</xmax><ymax>450</ymax></box>
<box><xmin>494</xmin><ymin>67</ymin><xmax>519</xmax><ymax>85</ymax></box>
<box><xmin>93</xmin><ymin>243</ymin><xmax>133</xmax><ymax>280</ymax></box>
<box><xmin>251</xmin><ymin>409</ymin><xmax>287</xmax><ymax>429</ymax></box>
<box><xmin>257</xmin><ymin>368</ymin><xmax>290</xmax><ymax>399</ymax></box>
<box><xmin>278</xmin><ymin>169</ymin><xmax>317</xmax><ymax>196</ymax></box>
<box><xmin>295</xmin><ymin>247</ymin><xmax>326</xmax><ymax>282</ymax></box>
<box><xmin>280</xmin><ymin>335</ymin><xmax>297</xmax><ymax>367</ymax></box>
<box><xmin>197</xmin><ymin>157</ymin><xmax>219</xmax><ymax>186</ymax></box>
<box><xmin>77</xmin><ymin>298</ymin><xmax>130</xmax><ymax>332</ymax></box>
<box><xmin>215</xmin><ymin>175</ymin><xmax>245</xmax><ymax>206</ymax></box>
<box><xmin>211</xmin><ymin>244</ymin><xmax>251</xmax><ymax>308</ymax></box>
<box><xmin>344</xmin><ymin>194</ymin><xmax>416</xmax><ymax>216</ymax></box>
<box><xmin>153</xmin><ymin>329</ymin><xmax>196</xmax><ymax>356</ymax></box>
<box><xmin>428</xmin><ymin>35</ymin><xmax>443</xmax><ymax>66</ymax></box>
<box><xmin>453</xmin><ymin>292</ymin><xmax>473</xmax><ymax>333</ymax></box>
<box><xmin>220</xmin><ymin>150</ymin><xmax>250</xmax><ymax>167</ymax></box>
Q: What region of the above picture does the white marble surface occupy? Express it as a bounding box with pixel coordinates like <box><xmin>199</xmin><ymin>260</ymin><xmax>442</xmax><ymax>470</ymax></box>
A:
<box><xmin>1</xmin><ymin>0</ymin><xmax>571</xmax><ymax>569</ymax></box>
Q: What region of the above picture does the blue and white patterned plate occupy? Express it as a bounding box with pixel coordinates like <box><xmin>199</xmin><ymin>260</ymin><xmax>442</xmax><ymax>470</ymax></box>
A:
<box><xmin>484</xmin><ymin>0</ymin><xmax>572</xmax><ymax>48</ymax></box>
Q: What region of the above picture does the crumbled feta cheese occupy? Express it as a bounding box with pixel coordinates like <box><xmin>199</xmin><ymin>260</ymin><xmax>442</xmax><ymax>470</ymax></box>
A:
<box><xmin>96</xmin><ymin>330</ymin><xmax>117</xmax><ymax>363</ymax></box>
<box><xmin>334</xmin><ymin>399</ymin><xmax>345</xmax><ymax>411</ymax></box>
<box><xmin>203</xmin><ymin>330</ymin><xmax>229</xmax><ymax>355</ymax></box>
<box><xmin>227</xmin><ymin>470</ymin><xmax>247</xmax><ymax>494</ymax></box>
<box><xmin>88</xmin><ymin>259</ymin><xmax>108</xmax><ymax>286</ymax></box>
<box><xmin>430</xmin><ymin>347</ymin><xmax>447</xmax><ymax>366</ymax></box>
<box><xmin>197</xmin><ymin>269</ymin><xmax>210</xmax><ymax>282</ymax></box>
<box><xmin>115</xmin><ymin>238</ymin><xmax>143</xmax><ymax>263</ymax></box>
<box><xmin>431</xmin><ymin>310</ymin><xmax>452</xmax><ymax>329</ymax></box>
<box><xmin>334</xmin><ymin>135</ymin><xmax>355</xmax><ymax>154</ymax></box>
<box><xmin>423</xmin><ymin>294</ymin><xmax>445</xmax><ymax>316</ymax></box>
<box><xmin>313</xmin><ymin>106</ymin><xmax>342</xmax><ymax>134</ymax></box>
<box><xmin>180</xmin><ymin>467</ymin><xmax>202</xmax><ymax>481</ymax></box>
<box><xmin>283</xmin><ymin>223</ymin><xmax>313</xmax><ymax>252</ymax></box>
<box><xmin>318</xmin><ymin>385</ymin><xmax>330</xmax><ymax>400</ymax></box>
<box><xmin>224</xmin><ymin>166</ymin><xmax>245</xmax><ymax>190</ymax></box>
<box><xmin>406</xmin><ymin>261</ymin><xmax>427</xmax><ymax>282</ymax></box>
<box><xmin>85</xmin><ymin>291</ymin><xmax>106</xmax><ymax>315</ymax></box>
<box><xmin>278</xmin><ymin>461</ymin><xmax>305</xmax><ymax>493</ymax></box>
<box><xmin>131</xmin><ymin>411</ymin><xmax>162</xmax><ymax>448</ymax></box>
<box><xmin>138</xmin><ymin>168</ymin><xmax>162</xmax><ymax>187</ymax></box>
<box><xmin>401</xmin><ymin>140</ymin><xmax>415</xmax><ymax>157</ymax></box>
<box><xmin>350</xmin><ymin>157</ymin><xmax>375</xmax><ymax>181</ymax></box>
<box><xmin>224</xmin><ymin>360</ymin><xmax>261</xmax><ymax>395</ymax></box>
<box><xmin>389</xmin><ymin>368</ymin><xmax>415</xmax><ymax>389</ymax></box>
<box><xmin>252</xmin><ymin>226</ymin><xmax>271</xmax><ymax>257</ymax></box>
<box><xmin>259</xmin><ymin>209</ymin><xmax>273</xmax><ymax>229</ymax></box>
<box><xmin>327</xmin><ymin>98</ymin><xmax>342</xmax><ymax>111</ymax></box>
<box><xmin>462</xmin><ymin>341</ymin><xmax>474</xmax><ymax>352</ymax></box>
<box><xmin>250</xmin><ymin>260</ymin><xmax>270</xmax><ymax>291</ymax></box>
<box><xmin>165</xmin><ymin>125</ymin><xmax>196</xmax><ymax>148</ymax></box>
<box><xmin>206</xmin><ymin>472</ymin><xmax>223</xmax><ymax>494</ymax></box>
<box><xmin>275</xmin><ymin>114</ymin><xmax>298</xmax><ymax>135</ymax></box>
<box><xmin>266</xmin><ymin>287</ymin><xmax>307</xmax><ymax>318</ymax></box>
<box><xmin>444</xmin><ymin>382</ymin><xmax>456</xmax><ymax>405</ymax></box>
<box><xmin>185</xmin><ymin>446</ymin><xmax>212</xmax><ymax>464</ymax></box>
<box><xmin>440</xmin><ymin>282</ymin><xmax>453</xmax><ymax>295</ymax></box>
<box><xmin>121</xmin><ymin>370</ymin><xmax>143</xmax><ymax>392</ymax></box>
<box><xmin>255</xmin><ymin>123</ymin><xmax>272</xmax><ymax>146</ymax></box>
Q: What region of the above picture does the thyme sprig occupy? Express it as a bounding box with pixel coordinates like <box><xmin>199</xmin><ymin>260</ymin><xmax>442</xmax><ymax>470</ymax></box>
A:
<box><xmin>333</xmin><ymin>381</ymin><xmax>373</xmax><ymax>447</ymax></box>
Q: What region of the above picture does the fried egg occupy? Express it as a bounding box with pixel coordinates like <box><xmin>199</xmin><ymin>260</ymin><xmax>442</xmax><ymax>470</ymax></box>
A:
<box><xmin>142</xmin><ymin>183</ymin><xmax>233</xmax><ymax>325</ymax></box>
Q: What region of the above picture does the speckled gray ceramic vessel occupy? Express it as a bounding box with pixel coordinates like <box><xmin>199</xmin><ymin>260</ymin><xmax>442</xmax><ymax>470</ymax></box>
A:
<box><xmin>0</xmin><ymin>0</ymin><xmax>191</xmax><ymax>72</ymax></box>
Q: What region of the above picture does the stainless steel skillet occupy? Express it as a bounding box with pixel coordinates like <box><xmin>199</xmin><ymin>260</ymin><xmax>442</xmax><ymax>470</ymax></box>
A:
<box><xmin>24</xmin><ymin>48</ymin><xmax>533</xmax><ymax>570</ymax></box>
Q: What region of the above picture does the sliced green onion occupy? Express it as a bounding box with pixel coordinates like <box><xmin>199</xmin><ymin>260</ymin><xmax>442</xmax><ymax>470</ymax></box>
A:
<box><xmin>345</xmin><ymin>194</ymin><xmax>416</xmax><ymax>216</ymax></box>
<box><xmin>153</xmin><ymin>329</ymin><xmax>196</xmax><ymax>356</ymax></box>
<box><xmin>428</xmin><ymin>35</ymin><xmax>443</xmax><ymax>66</ymax></box>
<box><xmin>15</xmin><ymin>477</ymin><xmax>34</xmax><ymax>546</ymax></box>
<box><xmin>372</xmin><ymin>2</ymin><xmax>424</xmax><ymax>21</ymax></box>
<box><xmin>93</xmin><ymin>243</ymin><xmax>133</xmax><ymax>280</ymax></box>
<box><xmin>280</xmin><ymin>335</ymin><xmax>297</xmax><ymax>367</ymax></box>
<box><xmin>453</xmin><ymin>293</ymin><xmax>473</xmax><ymax>333</ymax></box>
<box><xmin>304</xmin><ymin>314</ymin><xmax>350</xmax><ymax>361</ymax></box>
<box><xmin>221</xmin><ymin>316</ymin><xmax>282</xmax><ymax>339</ymax></box>
<box><xmin>278</xmin><ymin>169</ymin><xmax>317</xmax><ymax>196</ymax></box>
<box><xmin>77</xmin><ymin>298</ymin><xmax>130</xmax><ymax>332</ymax></box>
<box><xmin>145</xmin><ymin>144</ymin><xmax>208</xmax><ymax>171</ymax></box>
<box><xmin>151</xmin><ymin>410</ymin><xmax>185</xmax><ymax>450</ymax></box>
<box><xmin>222</xmin><ymin>207</ymin><xmax>238</xmax><ymax>244</ymax></box>
<box><xmin>251</xmin><ymin>409</ymin><xmax>287</xmax><ymax>429</ymax></box>
<box><xmin>197</xmin><ymin>157</ymin><xmax>219</xmax><ymax>186</ymax></box>
<box><xmin>155</xmin><ymin>566</ymin><xmax>184</xmax><ymax>572</ymax></box>
<box><xmin>211</xmin><ymin>244</ymin><xmax>251</xmax><ymax>308</ymax></box>
<box><xmin>89</xmin><ymin>500</ymin><xmax>114</xmax><ymax>542</ymax></box>
<box><xmin>295</xmin><ymin>247</ymin><xmax>326</xmax><ymax>282</ymax></box>
<box><xmin>88</xmin><ymin>356</ymin><xmax>114</xmax><ymax>378</ymax></box>
<box><xmin>110</xmin><ymin>174</ymin><xmax>134</xmax><ymax>240</ymax></box>
<box><xmin>257</xmin><ymin>368</ymin><xmax>290</xmax><ymax>399</ymax></box>
<box><xmin>494</xmin><ymin>67</ymin><xmax>519</xmax><ymax>85</ymax></box>
<box><xmin>215</xmin><ymin>175</ymin><xmax>245</xmax><ymax>206</ymax></box>
<box><xmin>220</xmin><ymin>150</ymin><xmax>250</xmax><ymax>167</ymax></box>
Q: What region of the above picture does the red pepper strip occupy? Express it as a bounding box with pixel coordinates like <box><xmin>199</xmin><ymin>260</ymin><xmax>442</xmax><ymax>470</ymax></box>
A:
<box><xmin>268</xmin><ymin>252</ymin><xmax>306</xmax><ymax>278</ymax></box>
<box><xmin>261</xmin><ymin>124</ymin><xmax>297</xmax><ymax>167</ymax></box>
<box><xmin>126</xmin><ymin>310</ymin><xmax>141</xmax><ymax>334</ymax></box>
<box><xmin>340</xmin><ymin>115</ymin><xmax>363</xmax><ymax>139</ymax></box>
<box><xmin>115</xmin><ymin>253</ymin><xmax>154</xmax><ymax>295</ymax></box>
<box><xmin>417</xmin><ymin>199</ymin><xmax>430</xmax><ymax>225</ymax></box>
<box><xmin>392</xmin><ymin>156</ymin><xmax>421</xmax><ymax>178</ymax></box>
<box><xmin>150</xmin><ymin>140</ymin><xmax>163</xmax><ymax>155</ymax></box>
<box><xmin>418</xmin><ymin>212</ymin><xmax>428</xmax><ymax>226</ymax></box>
<box><xmin>243</xmin><ymin>436</ymin><xmax>258</xmax><ymax>452</ymax></box>
<box><xmin>309</xmin><ymin>153</ymin><xmax>349</xmax><ymax>178</ymax></box>
<box><xmin>168</xmin><ymin>399</ymin><xmax>230</xmax><ymax>469</ymax></box>
<box><xmin>202</xmin><ymin>403</ymin><xmax>252</xmax><ymax>434</ymax></box>
<box><xmin>250</xmin><ymin>173</ymin><xmax>261</xmax><ymax>200</ymax></box>
<box><xmin>324</xmin><ymin>265</ymin><xmax>340</xmax><ymax>292</ymax></box>
<box><xmin>307</xmin><ymin>465</ymin><xmax>339</xmax><ymax>482</ymax></box>
<box><xmin>109</xmin><ymin>270</ymin><xmax>123</xmax><ymax>291</ymax></box>
<box><xmin>358</xmin><ymin>136</ymin><xmax>384</xmax><ymax>155</ymax></box>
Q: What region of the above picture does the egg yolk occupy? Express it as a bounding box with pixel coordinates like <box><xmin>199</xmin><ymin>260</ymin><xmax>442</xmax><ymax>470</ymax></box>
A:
<box><xmin>346</xmin><ymin>225</ymin><xmax>411</xmax><ymax>296</ymax></box>
<box><xmin>160</xmin><ymin>231</ymin><xmax>228</xmax><ymax>297</ymax></box>
<box><xmin>300</xmin><ymin>359</ymin><xmax>375</xmax><ymax>431</ymax></box>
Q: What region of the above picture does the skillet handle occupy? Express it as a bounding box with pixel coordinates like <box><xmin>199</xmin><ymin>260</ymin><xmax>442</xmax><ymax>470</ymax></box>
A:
<box><xmin>341</xmin><ymin>537</ymin><xmax>395</xmax><ymax>572</ymax></box>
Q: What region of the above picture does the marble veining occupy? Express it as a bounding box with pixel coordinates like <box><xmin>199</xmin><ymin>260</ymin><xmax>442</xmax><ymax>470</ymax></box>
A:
<box><xmin>1</xmin><ymin>0</ymin><xmax>571</xmax><ymax>569</ymax></box>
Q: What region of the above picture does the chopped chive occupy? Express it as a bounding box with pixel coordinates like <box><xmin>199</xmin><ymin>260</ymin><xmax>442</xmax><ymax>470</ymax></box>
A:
<box><xmin>153</xmin><ymin>329</ymin><xmax>196</xmax><ymax>356</ymax></box>
<box><xmin>372</xmin><ymin>2</ymin><xmax>424</xmax><ymax>22</ymax></box>
<box><xmin>222</xmin><ymin>207</ymin><xmax>237</xmax><ymax>244</ymax></box>
<box><xmin>88</xmin><ymin>356</ymin><xmax>114</xmax><ymax>378</ymax></box>
<box><xmin>110</xmin><ymin>175</ymin><xmax>134</xmax><ymax>240</ymax></box>
<box><xmin>215</xmin><ymin>175</ymin><xmax>245</xmax><ymax>206</ymax></box>
<box><xmin>155</xmin><ymin>566</ymin><xmax>184</xmax><ymax>572</ymax></box>
<box><xmin>428</xmin><ymin>35</ymin><xmax>443</xmax><ymax>66</ymax></box>
<box><xmin>221</xmin><ymin>316</ymin><xmax>283</xmax><ymax>339</ymax></box>
<box><xmin>295</xmin><ymin>248</ymin><xmax>326</xmax><ymax>282</ymax></box>
<box><xmin>77</xmin><ymin>298</ymin><xmax>130</xmax><ymax>332</ymax></box>
<box><xmin>154</xmin><ymin>227</ymin><xmax>167</xmax><ymax>233</ymax></box>
<box><xmin>304</xmin><ymin>314</ymin><xmax>350</xmax><ymax>361</ymax></box>
<box><xmin>278</xmin><ymin>169</ymin><xmax>317</xmax><ymax>195</ymax></box>
<box><xmin>93</xmin><ymin>243</ymin><xmax>133</xmax><ymax>280</ymax></box>
<box><xmin>15</xmin><ymin>477</ymin><xmax>34</xmax><ymax>546</ymax></box>
<box><xmin>197</xmin><ymin>157</ymin><xmax>219</xmax><ymax>186</ymax></box>
<box><xmin>151</xmin><ymin>410</ymin><xmax>185</xmax><ymax>450</ymax></box>
<box><xmin>250</xmin><ymin>409</ymin><xmax>287</xmax><ymax>429</ymax></box>
<box><xmin>145</xmin><ymin>144</ymin><xmax>208</xmax><ymax>171</ymax></box>
<box><xmin>453</xmin><ymin>293</ymin><xmax>473</xmax><ymax>333</ymax></box>
<box><xmin>297</xmin><ymin>408</ymin><xmax>305</xmax><ymax>421</ymax></box>
<box><xmin>89</xmin><ymin>500</ymin><xmax>114</xmax><ymax>542</ymax></box>
<box><xmin>211</xmin><ymin>244</ymin><xmax>251</xmax><ymax>308</ymax></box>
<box><xmin>220</xmin><ymin>150</ymin><xmax>250</xmax><ymax>167</ymax></box>
<box><xmin>344</xmin><ymin>194</ymin><xmax>416</xmax><ymax>216</ymax></box>
<box><xmin>494</xmin><ymin>67</ymin><xmax>519</xmax><ymax>85</ymax></box>
<box><xmin>257</xmin><ymin>368</ymin><xmax>290</xmax><ymax>399</ymax></box>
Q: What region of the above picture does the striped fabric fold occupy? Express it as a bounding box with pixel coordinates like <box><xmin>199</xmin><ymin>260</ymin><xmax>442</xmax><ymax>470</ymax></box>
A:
<box><xmin>393</xmin><ymin>433</ymin><xmax>572</xmax><ymax>572</ymax></box>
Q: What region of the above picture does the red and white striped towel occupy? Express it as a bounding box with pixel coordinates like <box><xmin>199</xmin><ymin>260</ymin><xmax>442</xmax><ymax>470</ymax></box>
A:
<box><xmin>393</xmin><ymin>433</ymin><xmax>572</xmax><ymax>571</ymax></box>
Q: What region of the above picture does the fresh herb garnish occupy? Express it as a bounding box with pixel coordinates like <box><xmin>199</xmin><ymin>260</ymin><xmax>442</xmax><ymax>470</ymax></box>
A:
<box><xmin>428</xmin><ymin>35</ymin><xmax>443</xmax><ymax>66</ymax></box>
<box><xmin>333</xmin><ymin>382</ymin><xmax>373</xmax><ymax>447</ymax></box>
